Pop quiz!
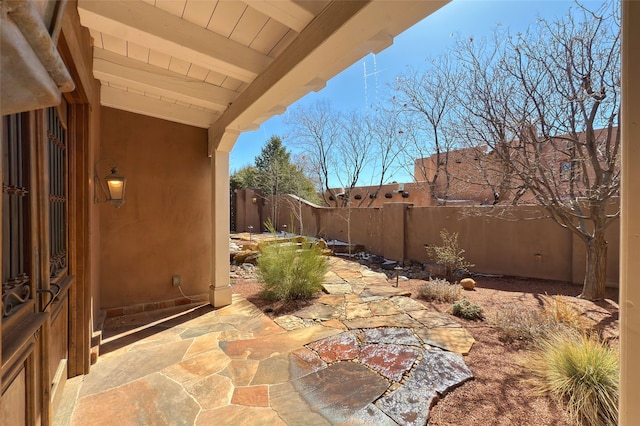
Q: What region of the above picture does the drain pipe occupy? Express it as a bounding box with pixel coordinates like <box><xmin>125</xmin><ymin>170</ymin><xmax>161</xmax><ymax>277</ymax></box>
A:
<box><xmin>3</xmin><ymin>0</ymin><xmax>74</xmax><ymax>93</ymax></box>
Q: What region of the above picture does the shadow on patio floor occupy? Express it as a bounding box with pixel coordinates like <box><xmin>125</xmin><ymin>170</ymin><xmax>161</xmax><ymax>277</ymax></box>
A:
<box><xmin>54</xmin><ymin>258</ymin><xmax>476</xmax><ymax>426</ymax></box>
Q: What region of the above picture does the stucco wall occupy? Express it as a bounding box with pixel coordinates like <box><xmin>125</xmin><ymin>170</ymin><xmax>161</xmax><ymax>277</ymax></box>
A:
<box><xmin>243</xmin><ymin>191</ymin><xmax>620</xmax><ymax>286</ymax></box>
<box><xmin>99</xmin><ymin>108</ymin><xmax>210</xmax><ymax>309</ymax></box>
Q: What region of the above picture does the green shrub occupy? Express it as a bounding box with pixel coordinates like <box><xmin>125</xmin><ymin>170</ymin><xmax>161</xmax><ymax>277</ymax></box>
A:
<box><xmin>418</xmin><ymin>278</ymin><xmax>462</xmax><ymax>303</ymax></box>
<box><xmin>257</xmin><ymin>238</ymin><xmax>328</xmax><ymax>301</ymax></box>
<box><xmin>528</xmin><ymin>330</ymin><xmax>618</xmax><ymax>426</ymax></box>
<box><xmin>425</xmin><ymin>229</ymin><xmax>474</xmax><ymax>282</ymax></box>
<box><xmin>451</xmin><ymin>298</ymin><xmax>484</xmax><ymax>321</ymax></box>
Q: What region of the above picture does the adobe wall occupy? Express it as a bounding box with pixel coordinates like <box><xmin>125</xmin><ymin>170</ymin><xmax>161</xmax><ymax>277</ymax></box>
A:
<box><xmin>242</xmin><ymin>190</ymin><xmax>620</xmax><ymax>286</ymax></box>
<box><xmin>99</xmin><ymin>108</ymin><xmax>210</xmax><ymax>309</ymax></box>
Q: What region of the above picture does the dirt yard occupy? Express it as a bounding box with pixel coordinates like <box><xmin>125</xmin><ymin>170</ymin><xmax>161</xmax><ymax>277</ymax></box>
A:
<box><xmin>230</xmin><ymin>258</ymin><xmax>619</xmax><ymax>426</ymax></box>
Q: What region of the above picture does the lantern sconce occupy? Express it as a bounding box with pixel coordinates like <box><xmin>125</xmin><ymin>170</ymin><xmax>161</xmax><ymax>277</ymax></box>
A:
<box><xmin>251</xmin><ymin>196</ymin><xmax>258</xmax><ymax>204</ymax></box>
<box><xmin>94</xmin><ymin>159</ymin><xmax>126</xmax><ymax>207</ymax></box>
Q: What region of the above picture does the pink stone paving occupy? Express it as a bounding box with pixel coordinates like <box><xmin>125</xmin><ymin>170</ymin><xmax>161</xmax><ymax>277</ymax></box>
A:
<box><xmin>359</xmin><ymin>344</ymin><xmax>420</xmax><ymax>382</ymax></box>
<box><xmin>307</xmin><ymin>332</ymin><xmax>360</xmax><ymax>363</ymax></box>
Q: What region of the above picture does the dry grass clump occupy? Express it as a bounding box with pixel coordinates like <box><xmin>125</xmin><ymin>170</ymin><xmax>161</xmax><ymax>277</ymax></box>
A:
<box><xmin>493</xmin><ymin>295</ymin><xmax>586</xmax><ymax>344</ymax></box>
<box><xmin>418</xmin><ymin>278</ymin><xmax>462</xmax><ymax>303</ymax></box>
<box><xmin>527</xmin><ymin>330</ymin><xmax>618</xmax><ymax>426</ymax></box>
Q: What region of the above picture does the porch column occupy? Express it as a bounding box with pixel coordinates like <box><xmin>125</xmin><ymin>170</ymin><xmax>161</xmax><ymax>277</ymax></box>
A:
<box><xmin>620</xmin><ymin>1</ymin><xmax>640</xmax><ymax>423</ymax></box>
<box><xmin>208</xmin><ymin>129</ymin><xmax>239</xmax><ymax>307</ymax></box>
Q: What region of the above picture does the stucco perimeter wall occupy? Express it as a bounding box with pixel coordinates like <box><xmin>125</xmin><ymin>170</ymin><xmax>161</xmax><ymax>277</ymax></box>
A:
<box><xmin>405</xmin><ymin>207</ymin><xmax>574</xmax><ymax>282</ymax></box>
<box><xmin>251</xmin><ymin>192</ymin><xmax>619</xmax><ymax>286</ymax></box>
<box><xmin>99</xmin><ymin>108</ymin><xmax>210</xmax><ymax>309</ymax></box>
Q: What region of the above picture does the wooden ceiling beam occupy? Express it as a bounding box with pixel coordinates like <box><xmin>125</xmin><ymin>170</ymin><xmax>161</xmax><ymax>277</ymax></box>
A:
<box><xmin>93</xmin><ymin>48</ymin><xmax>236</xmax><ymax>112</ymax></box>
<box><xmin>100</xmin><ymin>85</ymin><xmax>215</xmax><ymax>128</ymax></box>
<box><xmin>78</xmin><ymin>0</ymin><xmax>271</xmax><ymax>82</ymax></box>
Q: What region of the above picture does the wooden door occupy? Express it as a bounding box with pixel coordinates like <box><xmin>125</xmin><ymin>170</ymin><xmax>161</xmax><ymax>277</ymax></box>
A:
<box><xmin>1</xmin><ymin>105</ymin><xmax>75</xmax><ymax>424</ymax></box>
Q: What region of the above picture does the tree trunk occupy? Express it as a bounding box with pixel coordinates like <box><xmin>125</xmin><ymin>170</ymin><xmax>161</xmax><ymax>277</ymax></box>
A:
<box><xmin>580</xmin><ymin>230</ymin><xmax>608</xmax><ymax>300</ymax></box>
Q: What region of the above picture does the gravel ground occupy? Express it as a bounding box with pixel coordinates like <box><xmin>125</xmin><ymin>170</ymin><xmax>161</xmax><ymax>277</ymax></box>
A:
<box><xmin>230</xmin><ymin>257</ymin><xmax>619</xmax><ymax>426</ymax></box>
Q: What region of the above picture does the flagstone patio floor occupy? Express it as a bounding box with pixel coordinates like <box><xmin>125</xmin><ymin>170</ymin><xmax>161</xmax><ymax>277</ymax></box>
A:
<box><xmin>54</xmin><ymin>257</ymin><xmax>475</xmax><ymax>426</ymax></box>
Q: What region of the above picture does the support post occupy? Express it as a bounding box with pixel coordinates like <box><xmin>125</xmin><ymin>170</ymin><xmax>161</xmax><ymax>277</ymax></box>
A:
<box><xmin>620</xmin><ymin>1</ymin><xmax>640</xmax><ymax>423</ymax></box>
<box><xmin>209</xmin><ymin>131</ymin><xmax>236</xmax><ymax>307</ymax></box>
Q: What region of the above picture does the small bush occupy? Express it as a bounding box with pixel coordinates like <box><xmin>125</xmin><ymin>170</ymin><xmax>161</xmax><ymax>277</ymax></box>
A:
<box><xmin>528</xmin><ymin>330</ymin><xmax>618</xmax><ymax>426</ymax></box>
<box><xmin>257</xmin><ymin>238</ymin><xmax>328</xmax><ymax>301</ymax></box>
<box><xmin>418</xmin><ymin>278</ymin><xmax>462</xmax><ymax>303</ymax></box>
<box><xmin>542</xmin><ymin>295</ymin><xmax>584</xmax><ymax>331</ymax></box>
<box><xmin>425</xmin><ymin>229</ymin><xmax>474</xmax><ymax>282</ymax></box>
<box><xmin>494</xmin><ymin>306</ymin><xmax>551</xmax><ymax>343</ymax></box>
<box><xmin>451</xmin><ymin>298</ymin><xmax>484</xmax><ymax>321</ymax></box>
<box><xmin>493</xmin><ymin>296</ymin><xmax>585</xmax><ymax>345</ymax></box>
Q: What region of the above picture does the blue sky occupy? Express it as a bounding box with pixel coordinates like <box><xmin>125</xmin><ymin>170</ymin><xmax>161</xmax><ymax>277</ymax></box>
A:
<box><xmin>230</xmin><ymin>0</ymin><xmax>607</xmax><ymax>184</ymax></box>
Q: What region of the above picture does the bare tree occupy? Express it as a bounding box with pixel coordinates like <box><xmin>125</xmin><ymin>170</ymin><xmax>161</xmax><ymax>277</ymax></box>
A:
<box><xmin>287</xmin><ymin>101</ymin><xmax>404</xmax><ymax>208</ymax></box>
<box><xmin>286</xmin><ymin>100</ymin><xmax>341</xmax><ymax>206</ymax></box>
<box><xmin>367</xmin><ymin>110</ymin><xmax>407</xmax><ymax>205</ymax></box>
<box><xmin>453</xmin><ymin>2</ymin><xmax>620</xmax><ymax>299</ymax></box>
<box><xmin>391</xmin><ymin>56</ymin><xmax>459</xmax><ymax>204</ymax></box>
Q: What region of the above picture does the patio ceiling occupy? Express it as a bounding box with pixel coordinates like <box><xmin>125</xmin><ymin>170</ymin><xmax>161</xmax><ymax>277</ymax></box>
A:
<box><xmin>77</xmin><ymin>0</ymin><xmax>449</xmax><ymax>150</ymax></box>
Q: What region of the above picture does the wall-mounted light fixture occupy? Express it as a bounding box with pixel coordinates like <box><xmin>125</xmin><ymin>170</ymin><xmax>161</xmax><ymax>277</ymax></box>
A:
<box><xmin>94</xmin><ymin>159</ymin><xmax>126</xmax><ymax>207</ymax></box>
<box><xmin>251</xmin><ymin>196</ymin><xmax>257</xmax><ymax>204</ymax></box>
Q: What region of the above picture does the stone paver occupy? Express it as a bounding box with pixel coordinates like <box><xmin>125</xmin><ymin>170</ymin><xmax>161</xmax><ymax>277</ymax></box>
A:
<box><xmin>56</xmin><ymin>255</ymin><xmax>476</xmax><ymax>426</ymax></box>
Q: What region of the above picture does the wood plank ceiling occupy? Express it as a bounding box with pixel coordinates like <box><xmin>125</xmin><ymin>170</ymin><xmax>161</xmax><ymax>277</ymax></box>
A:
<box><xmin>77</xmin><ymin>0</ymin><xmax>448</xmax><ymax>145</ymax></box>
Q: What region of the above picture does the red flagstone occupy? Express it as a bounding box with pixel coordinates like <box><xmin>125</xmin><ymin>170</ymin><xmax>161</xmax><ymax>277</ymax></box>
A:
<box><xmin>231</xmin><ymin>386</ymin><xmax>269</xmax><ymax>407</ymax></box>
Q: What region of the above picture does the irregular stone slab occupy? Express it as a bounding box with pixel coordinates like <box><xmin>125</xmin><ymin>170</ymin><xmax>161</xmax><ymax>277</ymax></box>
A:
<box><xmin>270</xmin><ymin>381</ymin><xmax>331</xmax><ymax>426</ymax></box>
<box><xmin>79</xmin><ymin>339</ymin><xmax>192</xmax><ymax>397</ymax></box>
<box><xmin>321</xmin><ymin>319</ymin><xmax>347</xmax><ymax>330</ymax></box>
<box><xmin>420</xmin><ymin>349</ymin><xmax>474</xmax><ymax>394</ymax></box>
<box><xmin>218</xmin><ymin>359</ymin><xmax>260</xmax><ymax>386</ymax></box>
<box><xmin>185</xmin><ymin>374</ymin><xmax>233</xmax><ymax>409</ymax></box>
<box><xmin>73</xmin><ymin>372</ymin><xmax>200</xmax><ymax>425</ymax></box>
<box><xmin>337</xmin><ymin>404</ymin><xmax>397</xmax><ymax>426</ymax></box>
<box><xmin>216</xmin><ymin>297</ymin><xmax>267</xmax><ymax>318</ymax></box>
<box><xmin>409</xmin><ymin>310</ymin><xmax>462</xmax><ymax>328</ymax></box>
<box><xmin>362</xmin><ymin>276</ymin><xmax>392</xmax><ymax>286</ymax></box>
<box><xmin>179</xmin><ymin>325</ymin><xmax>217</xmax><ymax>339</ymax></box>
<box><xmin>343</xmin><ymin>313</ymin><xmax>422</xmax><ymax>330</ymax></box>
<box><xmin>345</xmin><ymin>294</ymin><xmax>365</xmax><ymax>303</ymax></box>
<box><xmin>390</xmin><ymin>296</ymin><xmax>428</xmax><ymax>312</ymax></box>
<box><xmin>162</xmin><ymin>347</ymin><xmax>231</xmax><ymax>384</ymax></box>
<box><xmin>184</xmin><ymin>332</ymin><xmax>222</xmax><ymax>359</ymax></box>
<box><xmin>345</xmin><ymin>302</ymin><xmax>371</xmax><ymax>320</ymax></box>
<box><xmin>197</xmin><ymin>405</ymin><xmax>287</xmax><ymax>426</ymax></box>
<box><xmin>290</xmin><ymin>347</ymin><xmax>327</xmax><ymax>379</ymax></box>
<box><xmin>359</xmin><ymin>344</ymin><xmax>420</xmax><ymax>382</ymax></box>
<box><xmin>376</xmin><ymin>383</ymin><xmax>437</xmax><ymax>426</ymax></box>
<box><xmin>307</xmin><ymin>332</ymin><xmax>360</xmax><ymax>363</ymax></box>
<box><xmin>251</xmin><ymin>353</ymin><xmax>291</xmax><ymax>385</ymax></box>
<box><xmin>323</xmin><ymin>271</ymin><xmax>347</xmax><ymax>284</ymax></box>
<box><xmin>316</xmin><ymin>294</ymin><xmax>346</xmax><ymax>307</ymax></box>
<box><xmin>274</xmin><ymin>314</ymin><xmax>307</xmax><ymax>331</ymax></box>
<box><xmin>220</xmin><ymin>325</ymin><xmax>341</xmax><ymax>360</ymax></box>
<box><xmin>368</xmin><ymin>299</ymin><xmax>404</xmax><ymax>316</ymax></box>
<box><xmin>414</xmin><ymin>326</ymin><xmax>475</xmax><ymax>355</ymax></box>
<box><xmin>376</xmin><ymin>349</ymin><xmax>472</xmax><ymax>425</ymax></box>
<box><xmin>360</xmin><ymin>327</ymin><xmax>422</xmax><ymax>347</ymax></box>
<box><xmin>231</xmin><ymin>385</ymin><xmax>269</xmax><ymax>407</ymax></box>
<box><xmin>322</xmin><ymin>283</ymin><xmax>353</xmax><ymax>294</ymax></box>
<box><xmin>218</xmin><ymin>329</ymin><xmax>255</xmax><ymax>342</ymax></box>
<box><xmin>293</xmin><ymin>362</ymin><xmax>390</xmax><ymax>424</ymax></box>
<box><xmin>361</xmin><ymin>286</ymin><xmax>411</xmax><ymax>299</ymax></box>
<box><xmin>295</xmin><ymin>303</ymin><xmax>341</xmax><ymax>321</ymax></box>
